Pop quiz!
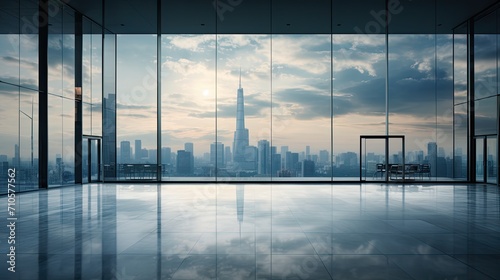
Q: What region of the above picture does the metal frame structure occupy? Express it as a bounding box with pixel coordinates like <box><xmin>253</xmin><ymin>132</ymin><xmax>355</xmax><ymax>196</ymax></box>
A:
<box><xmin>359</xmin><ymin>135</ymin><xmax>405</xmax><ymax>182</ymax></box>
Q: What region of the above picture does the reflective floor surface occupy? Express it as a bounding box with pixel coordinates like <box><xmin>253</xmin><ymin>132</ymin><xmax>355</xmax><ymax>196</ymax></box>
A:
<box><xmin>1</xmin><ymin>183</ymin><xmax>500</xmax><ymax>279</ymax></box>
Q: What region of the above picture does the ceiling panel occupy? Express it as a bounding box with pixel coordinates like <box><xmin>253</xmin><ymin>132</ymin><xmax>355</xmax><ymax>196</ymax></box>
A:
<box><xmin>104</xmin><ymin>0</ymin><xmax>157</xmax><ymax>33</ymax></box>
<box><xmin>217</xmin><ymin>0</ymin><xmax>271</xmax><ymax>34</ymax></box>
<box><xmin>162</xmin><ymin>0</ymin><xmax>215</xmax><ymax>34</ymax></box>
<box><xmin>332</xmin><ymin>0</ymin><xmax>386</xmax><ymax>34</ymax></box>
<box><xmin>272</xmin><ymin>0</ymin><xmax>331</xmax><ymax>34</ymax></box>
<box><xmin>4</xmin><ymin>0</ymin><xmax>499</xmax><ymax>34</ymax></box>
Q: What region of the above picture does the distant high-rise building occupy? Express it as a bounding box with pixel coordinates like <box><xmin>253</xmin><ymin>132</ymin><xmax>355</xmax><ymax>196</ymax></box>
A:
<box><xmin>148</xmin><ymin>149</ymin><xmax>156</xmax><ymax>163</ymax></box>
<box><xmin>258</xmin><ymin>140</ymin><xmax>271</xmax><ymax>175</ymax></box>
<box><xmin>162</xmin><ymin>147</ymin><xmax>171</xmax><ymax>165</ymax></box>
<box><xmin>13</xmin><ymin>144</ymin><xmax>20</xmax><ymax>166</ymax></box>
<box><xmin>184</xmin><ymin>142</ymin><xmax>194</xmax><ymax>155</ymax></box>
<box><xmin>244</xmin><ymin>146</ymin><xmax>258</xmax><ymax>171</ymax></box>
<box><xmin>286</xmin><ymin>152</ymin><xmax>299</xmax><ymax>176</ymax></box>
<box><xmin>271</xmin><ymin>146</ymin><xmax>277</xmax><ymax>156</ymax></box>
<box><xmin>120</xmin><ymin>141</ymin><xmax>131</xmax><ymax>163</ymax></box>
<box><xmin>319</xmin><ymin>150</ymin><xmax>329</xmax><ymax>164</ymax></box>
<box><xmin>103</xmin><ymin>94</ymin><xmax>116</xmax><ymax>178</ymax></box>
<box><xmin>233</xmin><ymin>70</ymin><xmax>250</xmax><ymax>167</ymax></box>
<box><xmin>302</xmin><ymin>160</ymin><xmax>315</xmax><ymax>177</ymax></box>
<box><xmin>272</xmin><ymin>154</ymin><xmax>281</xmax><ymax>176</ymax></box>
<box><xmin>306</xmin><ymin>146</ymin><xmax>311</xmax><ymax>160</ymax></box>
<box><xmin>185</xmin><ymin>142</ymin><xmax>194</xmax><ymax>171</ymax></box>
<box><xmin>210</xmin><ymin>142</ymin><xmax>225</xmax><ymax>168</ymax></box>
<box><xmin>224</xmin><ymin>146</ymin><xmax>232</xmax><ymax>166</ymax></box>
<box><xmin>428</xmin><ymin>142</ymin><xmax>437</xmax><ymax>177</ymax></box>
<box><xmin>176</xmin><ymin>150</ymin><xmax>193</xmax><ymax>175</ymax></box>
<box><xmin>438</xmin><ymin>147</ymin><xmax>446</xmax><ymax>158</ymax></box>
<box><xmin>135</xmin><ymin>140</ymin><xmax>142</xmax><ymax>162</ymax></box>
<box><xmin>280</xmin><ymin>146</ymin><xmax>288</xmax><ymax>169</ymax></box>
<box><xmin>416</xmin><ymin>150</ymin><xmax>424</xmax><ymax>163</ymax></box>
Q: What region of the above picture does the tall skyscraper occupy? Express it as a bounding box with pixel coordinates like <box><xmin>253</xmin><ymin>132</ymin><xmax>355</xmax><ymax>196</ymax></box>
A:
<box><xmin>13</xmin><ymin>144</ymin><xmax>20</xmax><ymax>166</ymax></box>
<box><xmin>224</xmin><ymin>146</ymin><xmax>232</xmax><ymax>166</ymax></box>
<box><xmin>176</xmin><ymin>150</ymin><xmax>193</xmax><ymax>175</ymax></box>
<box><xmin>135</xmin><ymin>140</ymin><xmax>142</xmax><ymax>162</ymax></box>
<box><xmin>258</xmin><ymin>140</ymin><xmax>271</xmax><ymax>175</ymax></box>
<box><xmin>161</xmin><ymin>147</ymin><xmax>171</xmax><ymax>165</ymax></box>
<box><xmin>185</xmin><ymin>142</ymin><xmax>194</xmax><ymax>171</ymax></box>
<box><xmin>428</xmin><ymin>142</ymin><xmax>437</xmax><ymax>176</ymax></box>
<box><xmin>103</xmin><ymin>94</ymin><xmax>116</xmax><ymax>178</ymax></box>
<box><xmin>280</xmin><ymin>146</ymin><xmax>288</xmax><ymax>169</ymax></box>
<box><xmin>210</xmin><ymin>142</ymin><xmax>225</xmax><ymax>168</ymax></box>
<box><xmin>120</xmin><ymin>141</ymin><xmax>131</xmax><ymax>163</ymax></box>
<box><xmin>184</xmin><ymin>142</ymin><xmax>194</xmax><ymax>155</ymax></box>
<box><xmin>232</xmin><ymin>70</ymin><xmax>250</xmax><ymax>166</ymax></box>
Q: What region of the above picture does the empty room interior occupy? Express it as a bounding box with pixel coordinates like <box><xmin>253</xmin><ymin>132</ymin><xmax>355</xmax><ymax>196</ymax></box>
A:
<box><xmin>1</xmin><ymin>0</ymin><xmax>500</xmax><ymax>279</ymax></box>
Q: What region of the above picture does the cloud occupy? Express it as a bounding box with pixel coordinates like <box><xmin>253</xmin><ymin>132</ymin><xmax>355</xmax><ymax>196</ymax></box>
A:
<box><xmin>271</xmin><ymin>35</ymin><xmax>331</xmax><ymax>76</ymax></box>
<box><xmin>165</xmin><ymin>35</ymin><xmax>214</xmax><ymax>52</ymax></box>
<box><xmin>273</xmin><ymin>88</ymin><xmax>331</xmax><ymax>120</ymax></box>
<box><xmin>117</xmin><ymin>103</ymin><xmax>154</xmax><ymax>110</ymax></box>
<box><xmin>163</xmin><ymin>57</ymin><xmax>210</xmax><ymax>76</ymax></box>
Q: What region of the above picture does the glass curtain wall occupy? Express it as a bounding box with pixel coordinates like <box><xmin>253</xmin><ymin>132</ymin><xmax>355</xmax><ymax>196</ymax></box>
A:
<box><xmin>272</xmin><ymin>35</ymin><xmax>331</xmax><ymax>181</ymax></box>
<box><xmin>474</xmin><ymin>9</ymin><xmax>499</xmax><ymax>184</ymax></box>
<box><xmin>116</xmin><ymin>35</ymin><xmax>157</xmax><ymax>180</ymax></box>
<box><xmin>0</xmin><ymin>0</ymin><xmax>39</xmax><ymax>194</ymax></box>
<box><xmin>47</xmin><ymin>2</ymin><xmax>75</xmax><ymax>187</ymax></box>
<box><xmin>102</xmin><ymin>30</ymin><xmax>117</xmax><ymax>180</ymax></box>
<box><xmin>160</xmin><ymin>35</ymin><xmax>216</xmax><ymax>180</ymax></box>
<box><xmin>333</xmin><ymin>34</ymin><xmax>386</xmax><ymax>180</ymax></box>
<box><xmin>453</xmin><ymin>23</ymin><xmax>469</xmax><ymax>179</ymax></box>
<box><xmin>82</xmin><ymin>19</ymin><xmax>103</xmax><ymax>137</ymax></box>
<box><xmin>216</xmin><ymin>35</ymin><xmax>272</xmax><ymax>181</ymax></box>
<box><xmin>145</xmin><ymin>2</ymin><xmax>460</xmax><ymax>182</ymax></box>
<box><xmin>0</xmin><ymin>0</ymin><xmax>470</xmax><ymax>185</ymax></box>
<box><xmin>388</xmin><ymin>0</ymin><xmax>455</xmax><ymax>181</ymax></box>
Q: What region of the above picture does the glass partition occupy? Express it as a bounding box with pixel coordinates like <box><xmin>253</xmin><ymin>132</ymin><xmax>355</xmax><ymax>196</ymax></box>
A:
<box><xmin>272</xmin><ymin>35</ymin><xmax>332</xmax><ymax>181</ymax></box>
<box><xmin>333</xmin><ymin>34</ymin><xmax>386</xmax><ymax>180</ymax></box>
<box><xmin>116</xmin><ymin>35</ymin><xmax>158</xmax><ymax>180</ymax></box>
<box><xmin>161</xmin><ymin>35</ymin><xmax>216</xmax><ymax>180</ymax></box>
<box><xmin>217</xmin><ymin>35</ymin><xmax>271</xmax><ymax>181</ymax></box>
<box><xmin>474</xmin><ymin>11</ymin><xmax>498</xmax><ymax>100</ymax></box>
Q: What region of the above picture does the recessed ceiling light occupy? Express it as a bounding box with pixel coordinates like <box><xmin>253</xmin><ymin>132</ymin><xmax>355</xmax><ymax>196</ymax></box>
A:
<box><xmin>286</xmin><ymin>23</ymin><xmax>291</xmax><ymax>26</ymax></box>
<box><xmin>201</xmin><ymin>23</ymin><xmax>205</xmax><ymax>26</ymax></box>
<box><xmin>120</xmin><ymin>23</ymin><xmax>125</xmax><ymax>27</ymax></box>
<box><xmin>337</xmin><ymin>23</ymin><xmax>342</xmax><ymax>27</ymax></box>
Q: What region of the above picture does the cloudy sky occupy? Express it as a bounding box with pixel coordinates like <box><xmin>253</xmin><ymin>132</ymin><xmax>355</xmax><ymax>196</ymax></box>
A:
<box><xmin>1</xmin><ymin>30</ymin><xmax>498</xmax><ymax>162</ymax></box>
<box><xmin>115</xmin><ymin>33</ymin><xmax>458</xmax><ymax>158</ymax></box>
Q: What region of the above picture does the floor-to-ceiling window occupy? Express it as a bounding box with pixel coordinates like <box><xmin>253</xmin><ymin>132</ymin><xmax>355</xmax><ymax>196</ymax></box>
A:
<box><xmin>0</xmin><ymin>0</ymin><xmax>40</xmax><ymax>193</ymax></box>
<box><xmin>3</xmin><ymin>0</ymin><xmax>493</xmax><ymax>188</ymax></box>
<box><xmin>161</xmin><ymin>35</ymin><xmax>216</xmax><ymax>180</ymax></box>
<box><xmin>453</xmin><ymin>23</ymin><xmax>469</xmax><ymax>180</ymax></box>
<box><xmin>333</xmin><ymin>34</ymin><xmax>386</xmax><ymax>180</ymax></box>
<box><xmin>272</xmin><ymin>35</ymin><xmax>331</xmax><ymax>180</ymax></box>
<box><xmin>474</xmin><ymin>9</ymin><xmax>498</xmax><ymax>184</ymax></box>
<box><xmin>116</xmin><ymin>35</ymin><xmax>157</xmax><ymax>180</ymax></box>
<box><xmin>47</xmin><ymin>2</ymin><xmax>75</xmax><ymax>187</ymax></box>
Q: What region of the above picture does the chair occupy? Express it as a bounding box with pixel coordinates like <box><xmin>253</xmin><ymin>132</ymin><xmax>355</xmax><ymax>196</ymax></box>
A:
<box><xmin>406</xmin><ymin>164</ymin><xmax>419</xmax><ymax>179</ymax></box>
<box><xmin>389</xmin><ymin>164</ymin><xmax>403</xmax><ymax>180</ymax></box>
<box><xmin>372</xmin><ymin>163</ymin><xmax>386</xmax><ymax>179</ymax></box>
<box><xmin>419</xmin><ymin>164</ymin><xmax>431</xmax><ymax>179</ymax></box>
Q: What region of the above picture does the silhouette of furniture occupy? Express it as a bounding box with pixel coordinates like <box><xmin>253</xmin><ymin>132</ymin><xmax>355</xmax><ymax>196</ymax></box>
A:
<box><xmin>372</xmin><ymin>163</ymin><xmax>386</xmax><ymax>179</ymax></box>
<box><xmin>389</xmin><ymin>164</ymin><xmax>404</xmax><ymax>180</ymax></box>
<box><xmin>418</xmin><ymin>164</ymin><xmax>431</xmax><ymax>179</ymax></box>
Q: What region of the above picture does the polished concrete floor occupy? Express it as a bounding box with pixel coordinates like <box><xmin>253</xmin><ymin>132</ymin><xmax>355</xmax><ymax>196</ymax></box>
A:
<box><xmin>1</xmin><ymin>183</ymin><xmax>500</xmax><ymax>280</ymax></box>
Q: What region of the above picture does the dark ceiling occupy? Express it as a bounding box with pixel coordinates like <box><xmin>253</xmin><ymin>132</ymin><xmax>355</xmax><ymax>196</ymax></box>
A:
<box><xmin>3</xmin><ymin>0</ymin><xmax>499</xmax><ymax>34</ymax></box>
